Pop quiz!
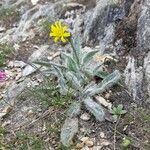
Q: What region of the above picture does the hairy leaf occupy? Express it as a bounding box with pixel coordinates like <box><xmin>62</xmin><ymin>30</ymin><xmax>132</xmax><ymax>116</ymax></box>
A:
<box><xmin>89</xmin><ymin>70</ymin><xmax>121</xmax><ymax>96</ymax></box>
<box><xmin>61</xmin><ymin>118</ymin><xmax>78</xmax><ymax>146</ymax></box>
<box><xmin>58</xmin><ymin>77</ymin><xmax>68</xmax><ymax>94</ymax></box>
<box><xmin>66</xmin><ymin>102</ymin><xmax>81</xmax><ymax>118</ymax></box>
<box><xmin>94</xmin><ymin>71</ymin><xmax>109</xmax><ymax>79</ymax></box>
<box><xmin>34</xmin><ymin>61</ymin><xmax>66</xmax><ymax>69</ymax></box>
<box><xmin>70</xmin><ymin>37</ymin><xmax>80</xmax><ymax>64</ymax></box>
<box><xmin>65</xmin><ymin>72</ymin><xmax>82</xmax><ymax>91</ymax></box>
<box><xmin>62</xmin><ymin>53</ymin><xmax>78</xmax><ymax>72</ymax></box>
<box><xmin>82</xmin><ymin>50</ymin><xmax>99</xmax><ymax>65</ymax></box>
<box><xmin>83</xmin><ymin>97</ymin><xmax>105</xmax><ymax>122</ymax></box>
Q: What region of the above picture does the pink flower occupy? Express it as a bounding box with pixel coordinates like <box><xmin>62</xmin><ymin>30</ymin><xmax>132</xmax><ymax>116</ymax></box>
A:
<box><xmin>0</xmin><ymin>71</ymin><xmax>7</xmax><ymax>81</ymax></box>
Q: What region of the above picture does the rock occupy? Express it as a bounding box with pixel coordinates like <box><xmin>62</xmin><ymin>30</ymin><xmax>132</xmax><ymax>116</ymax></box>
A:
<box><xmin>76</xmin><ymin>142</ymin><xmax>85</xmax><ymax>149</ymax></box>
<box><xmin>28</xmin><ymin>45</ymin><xmax>49</xmax><ymax>63</ymax></box>
<box><xmin>27</xmin><ymin>110</ymin><xmax>34</xmax><ymax>117</ymax></box>
<box><xmin>99</xmin><ymin>139</ymin><xmax>111</xmax><ymax>146</ymax></box>
<box><xmin>107</xmin><ymin>4</ymin><xmax>125</xmax><ymax>23</ymax></box>
<box><xmin>0</xmin><ymin>79</ymin><xmax>32</xmax><ymax>113</ymax></box>
<box><xmin>92</xmin><ymin>146</ymin><xmax>103</xmax><ymax>150</ymax></box>
<box><xmin>31</xmin><ymin>0</ymin><xmax>39</xmax><ymax>5</ymax></box>
<box><xmin>0</xmin><ymin>106</ymin><xmax>13</xmax><ymax>119</ymax></box>
<box><xmin>95</xmin><ymin>96</ymin><xmax>112</xmax><ymax>110</ymax></box>
<box><xmin>124</xmin><ymin>56</ymin><xmax>143</xmax><ymax>101</ymax></box>
<box><xmin>144</xmin><ymin>52</ymin><xmax>150</xmax><ymax>97</ymax></box>
<box><xmin>85</xmin><ymin>140</ymin><xmax>94</xmax><ymax>147</ymax></box>
<box><xmin>81</xmin><ymin>146</ymin><xmax>90</xmax><ymax>150</ymax></box>
<box><xmin>8</xmin><ymin>61</ymin><xmax>27</xmax><ymax>68</ymax></box>
<box><xmin>105</xmin><ymin>93</ymin><xmax>111</xmax><ymax>99</ymax></box>
<box><xmin>80</xmin><ymin>137</ymin><xmax>89</xmax><ymax>142</ymax></box>
<box><xmin>137</xmin><ymin>0</ymin><xmax>150</xmax><ymax>50</ymax></box>
<box><xmin>83</xmin><ymin>0</ymin><xmax>112</xmax><ymax>44</ymax></box>
<box><xmin>13</xmin><ymin>44</ymin><xmax>20</xmax><ymax>51</ymax></box>
<box><xmin>0</xmin><ymin>27</ymin><xmax>6</xmax><ymax>32</ymax></box>
<box><xmin>100</xmin><ymin>132</ymin><xmax>105</xmax><ymax>138</ymax></box>
<box><xmin>22</xmin><ymin>65</ymin><xmax>40</xmax><ymax>77</ymax></box>
<box><xmin>80</xmin><ymin>113</ymin><xmax>91</xmax><ymax>121</ymax></box>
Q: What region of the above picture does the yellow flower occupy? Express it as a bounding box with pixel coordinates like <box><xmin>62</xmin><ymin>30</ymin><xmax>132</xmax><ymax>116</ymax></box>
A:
<box><xmin>50</xmin><ymin>21</ymin><xmax>71</xmax><ymax>43</ymax></box>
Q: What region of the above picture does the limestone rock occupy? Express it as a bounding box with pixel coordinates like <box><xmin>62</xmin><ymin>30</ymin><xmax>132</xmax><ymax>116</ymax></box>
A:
<box><xmin>137</xmin><ymin>0</ymin><xmax>150</xmax><ymax>50</ymax></box>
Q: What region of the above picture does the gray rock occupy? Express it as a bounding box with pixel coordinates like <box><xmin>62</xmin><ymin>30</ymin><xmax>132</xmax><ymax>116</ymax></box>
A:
<box><xmin>28</xmin><ymin>45</ymin><xmax>49</xmax><ymax>63</ymax></box>
<box><xmin>22</xmin><ymin>45</ymin><xmax>49</xmax><ymax>76</ymax></box>
<box><xmin>144</xmin><ymin>52</ymin><xmax>150</xmax><ymax>96</ymax></box>
<box><xmin>83</xmin><ymin>0</ymin><xmax>112</xmax><ymax>45</ymax></box>
<box><xmin>8</xmin><ymin>60</ymin><xmax>27</xmax><ymax>68</ymax></box>
<box><xmin>22</xmin><ymin>64</ymin><xmax>40</xmax><ymax>76</ymax></box>
<box><xmin>0</xmin><ymin>27</ymin><xmax>6</xmax><ymax>32</ymax></box>
<box><xmin>137</xmin><ymin>0</ymin><xmax>150</xmax><ymax>50</ymax></box>
<box><xmin>0</xmin><ymin>79</ymin><xmax>31</xmax><ymax>112</ymax></box>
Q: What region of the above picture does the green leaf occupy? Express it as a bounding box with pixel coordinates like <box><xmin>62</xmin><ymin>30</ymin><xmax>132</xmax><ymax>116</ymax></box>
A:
<box><xmin>117</xmin><ymin>104</ymin><xmax>123</xmax><ymax>111</ymax></box>
<box><xmin>82</xmin><ymin>50</ymin><xmax>99</xmax><ymax>65</ymax></box>
<box><xmin>65</xmin><ymin>72</ymin><xmax>82</xmax><ymax>91</ymax></box>
<box><xmin>66</xmin><ymin>102</ymin><xmax>81</xmax><ymax>118</ymax></box>
<box><xmin>61</xmin><ymin>118</ymin><xmax>78</xmax><ymax>146</ymax></box>
<box><xmin>82</xmin><ymin>83</ymin><xmax>98</xmax><ymax>97</ymax></box>
<box><xmin>70</xmin><ymin>37</ymin><xmax>81</xmax><ymax>64</ymax></box>
<box><xmin>53</xmin><ymin>66</ymin><xmax>64</xmax><ymax>78</ymax></box>
<box><xmin>121</xmin><ymin>137</ymin><xmax>131</xmax><ymax>148</ymax></box>
<box><xmin>120</xmin><ymin>110</ymin><xmax>127</xmax><ymax>115</ymax></box>
<box><xmin>83</xmin><ymin>97</ymin><xmax>105</xmax><ymax>122</ymax></box>
<box><xmin>58</xmin><ymin>77</ymin><xmax>68</xmax><ymax>94</ymax></box>
<box><xmin>90</xmin><ymin>70</ymin><xmax>121</xmax><ymax>96</ymax></box>
<box><xmin>94</xmin><ymin>71</ymin><xmax>109</xmax><ymax>79</ymax></box>
<box><xmin>34</xmin><ymin>61</ymin><xmax>66</xmax><ymax>69</ymax></box>
<box><xmin>62</xmin><ymin>53</ymin><xmax>78</xmax><ymax>72</ymax></box>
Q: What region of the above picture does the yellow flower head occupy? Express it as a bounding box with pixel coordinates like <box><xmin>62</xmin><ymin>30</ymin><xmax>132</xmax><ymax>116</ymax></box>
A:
<box><xmin>50</xmin><ymin>21</ymin><xmax>71</xmax><ymax>43</ymax></box>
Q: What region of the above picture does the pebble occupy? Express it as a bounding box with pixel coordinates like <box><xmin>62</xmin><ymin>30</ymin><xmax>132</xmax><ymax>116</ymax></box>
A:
<box><xmin>85</xmin><ymin>140</ymin><xmax>94</xmax><ymax>147</ymax></box>
<box><xmin>80</xmin><ymin>113</ymin><xmax>91</xmax><ymax>121</ymax></box>
<box><xmin>76</xmin><ymin>142</ymin><xmax>85</xmax><ymax>149</ymax></box>
<box><xmin>100</xmin><ymin>132</ymin><xmax>105</xmax><ymax>138</ymax></box>
<box><xmin>27</xmin><ymin>110</ymin><xmax>34</xmax><ymax>116</ymax></box>
<box><xmin>105</xmin><ymin>93</ymin><xmax>111</xmax><ymax>99</ymax></box>
<box><xmin>80</xmin><ymin>137</ymin><xmax>89</xmax><ymax>142</ymax></box>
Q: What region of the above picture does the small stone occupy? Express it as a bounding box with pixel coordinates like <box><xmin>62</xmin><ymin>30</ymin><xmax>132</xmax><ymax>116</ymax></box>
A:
<box><xmin>92</xmin><ymin>146</ymin><xmax>102</xmax><ymax>150</ymax></box>
<box><xmin>13</xmin><ymin>44</ymin><xmax>20</xmax><ymax>51</ymax></box>
<box><xmin>99</xmin><ymin>139</ymin><xmax>111</xmax><ymax>146</ymax></box>
<box><xmin>0</xmin><ymin>27</ymin><xmax>6</xmax><ymax>32</ymax></box>
<box><xmin>100</xmin><ymin>132</ymin><xmax>105</xmax><ymax>138</ymax></box>
<box><xmin>80</xmin><ymin>113</ymin><xmax>91</xmax><ymax>121</ymax></box>
<box><xmin>27</xmin><ymin>110</ymin><xmax>34</xmax><ymax>116</ymax></box>
<box><xmin>31</xmin><ymin>0</ymin><xmax>39</xmax><ymax>5</ymax></box>
<box><xmin>2</xmin><ymin>120</ymin><xmax>11</xmax><ymax>127</ymax></box>
<box><xmin>80</xmin><ymin>128</ymin><xmax>85</xmax><ymax>133</ymax></box>
<box><xmin>85</xmin><ymin>140</ymin><xmax>94</xmax><ymax>147</ymax></box>
<box><xmin>105</xmin><ymin>93</ymin><xmax>111</xmax><ymax>99</ymax></box>
<box><xmin>76</xmin><ymin>142</ymin><xmax>85</xmax><ymax>149</ymax></box>
<box><xmin>95</xmin><ymin>96</ymin><xmax>112</xmax><ymax>110</ymax></box>
<box><xmin>80</xmin><ymin>137</ymin><xmax>89</xmax><ymax>142</ymax></box>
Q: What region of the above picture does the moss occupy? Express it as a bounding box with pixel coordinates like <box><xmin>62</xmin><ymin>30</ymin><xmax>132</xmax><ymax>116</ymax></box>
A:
<box><xmin>0</xmin><ymin>6</ymin><xmax>18</xmax><ymax>21</ymax></box>
<box><xmin>0</xmin><ymin>43</ymin><xmax>14</xmax><ymax>67</ymax></box>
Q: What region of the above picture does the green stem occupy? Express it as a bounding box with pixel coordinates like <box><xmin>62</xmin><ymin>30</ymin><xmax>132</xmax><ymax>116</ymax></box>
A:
<box><xmin>69</xmin><ymin>38</ymin><xmax>80</xmax><ymax>65</ymax></box>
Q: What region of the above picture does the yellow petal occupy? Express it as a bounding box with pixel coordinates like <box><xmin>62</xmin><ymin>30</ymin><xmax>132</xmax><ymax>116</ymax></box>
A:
<box><xmin>61</xmin><ymin>37</ymin><xmax>66</xmax><ymax>43</ymax></box>
<box><xmin>51</xmin><ymin>25</ymin><xmax>56</xmax><ymax>32</ymax></box>
<box><xmin>63</xmin><ymin>32</ymin><xmax>71</xmax><ymax>37</ymax></box>
<box><xmin>50</xmin><ymin>32</ymin><xmax>56</xmax><ymax>37</ymax></box>
<box><xmin>54</xmin><ymin>37</ymin><xmax>59</xmax><ymax>42</ymax></box>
